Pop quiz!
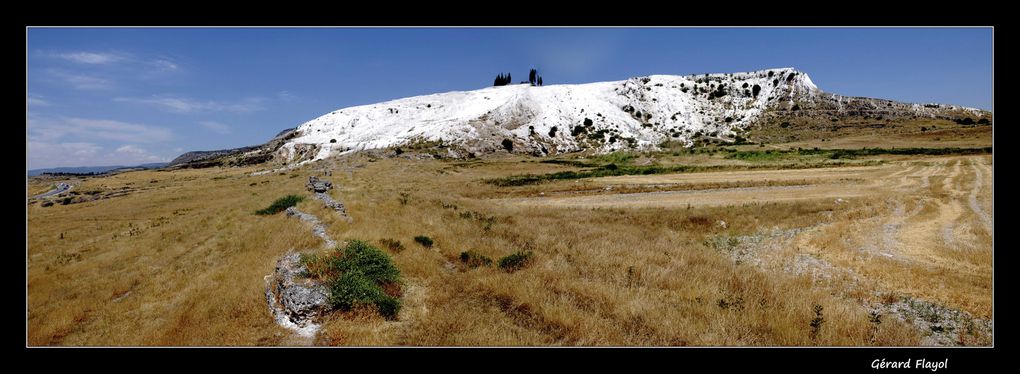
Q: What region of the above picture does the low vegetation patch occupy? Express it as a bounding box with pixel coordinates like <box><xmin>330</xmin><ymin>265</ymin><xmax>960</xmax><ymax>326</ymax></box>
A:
<box><xmin>488</xmin><ymin>147</ymin><xmax>987</xmax><ymax>187</ymax></box>
<box><xmin>725</xmin><ymin>147</ymin><xmax>991</xmax><ymax>161</ymax></box>
<box><xmin>300</xmin><ymin>240</ymin><xmax>402</xmax><ymax>319</ymax></box>
<box><xmin>591</xmin><ymin>151</ymin><xmax>637</xmax><ymax>165</ymax></box>
<box><xmin>379</xmin><ymin>238</ymin><xmax>405</xmax><ymax>253</ymax></box>
<box><xmin>498</xmin><ymin>250</ymin><xmax>533</xmax><ymax>272</ymax></box>
<box><xmin>486</xmin><ymin>161</ymin><xmax>881</xmax><ymax>187</ymax></box>
<box><xmin>255</xmin><ymin>195</ymin><xmax>304</xmax><ymax>215</ymax></box>
<box><xmin>414</xmin><ymin>235</ymin><xmax>434</xmax><ymax>248</ymax></box>
<box><xmin>460</xmin><ymin>251</ymin><xmax>493</xmax><ymax>268</ymax></box>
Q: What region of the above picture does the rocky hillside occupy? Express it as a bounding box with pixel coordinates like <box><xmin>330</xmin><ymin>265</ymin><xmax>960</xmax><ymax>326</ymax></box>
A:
<box><xmin>277</xmin><ymin>67</ymin><xmax>989</xmax><ymax>164</ymax></box>
<box><xmin>171</xmin><ymin>68</ymin><xmax>991</xmax><ymax>167</ymax></box>
<box><xmin>168</xmin><ymin>128</ymin><xmax>298</xmax><ymax>168</ymax></box>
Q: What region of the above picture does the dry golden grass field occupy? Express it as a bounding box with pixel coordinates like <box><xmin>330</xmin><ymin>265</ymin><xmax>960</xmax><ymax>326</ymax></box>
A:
<box><xmin>27</xmin><ymin>128</ymin><xmax>992</xmax><ymax>346</ymax></box>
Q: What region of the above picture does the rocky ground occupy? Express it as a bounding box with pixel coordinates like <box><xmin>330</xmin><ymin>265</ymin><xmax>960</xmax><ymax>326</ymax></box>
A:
<box><xmin>266</xmin><ymin>175</ymin><xmax>357</xmax><ymax>345</ymax></box>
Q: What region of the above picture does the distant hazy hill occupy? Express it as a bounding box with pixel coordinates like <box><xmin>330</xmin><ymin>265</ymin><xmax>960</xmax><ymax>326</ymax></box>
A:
<box><xmin>28</xmin><ymin>163</ymin><xmax>168</xmax><ymax>177</ymax></box>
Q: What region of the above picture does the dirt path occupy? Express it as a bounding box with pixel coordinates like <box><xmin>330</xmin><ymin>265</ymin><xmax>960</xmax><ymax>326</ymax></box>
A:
<box><xmin>596</xmin><ymin>165</ymin><xmax>883</xmax><ymax>186</ymax></box>
<box><xmin>503</xmin><ymin>184</ymin><xmax>874</xmax><ymax>210</ymax></box>
<box><xmin>496</xmin><ymin>155</ymin><xmax>992</xmax><ymax>344</ymax></box>
<box><xmin>967</xmin><ymin>158</ymin><xmax>992</xmax><ymax>233</ymax></box>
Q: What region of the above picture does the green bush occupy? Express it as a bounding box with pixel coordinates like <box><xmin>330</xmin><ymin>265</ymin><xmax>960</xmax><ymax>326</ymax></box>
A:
<box><xmin>460</xmin><ymin>251</ymin><xmax>493</xmax><ymax>268</ymax></box>
<box><xmin>305</xmin><ymin>240</ymin><xmax>403</xmax><ymax>319</ymax></box>
<box><xmin>414</xmin><ymin>235</ymin><xmax>434</xmax><ymax>248</ymax></box>
<box><xmin>255</xmin><ymin>195</ymin><xmax>304</xmax><ymax>215</ymax></box>
<box><xmin>498</xmin><ymin>251</ymin><xmax>534</xmax><ymax>272</ymax></box>
<box><xmin>327</xmin><ymin>240</ymin><xmax>401</xmax><ymax>284</ymax></box>
<box><xmin>327</xmin><ymin>271</ymin><xmax>401</xmax><ymax>319</ymax></box>
<box><xmin>374</xmin><ymin>295</ymin><xmax>402</xmax><ymax>319</ymax></box>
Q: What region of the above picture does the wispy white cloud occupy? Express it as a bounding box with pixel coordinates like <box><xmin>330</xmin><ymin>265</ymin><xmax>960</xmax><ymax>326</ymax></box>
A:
<box><xmin>28</xmin><ymin>141</ymin><xmax>103</xmax><ymax>169</ymax></box>
<box><xmin>114</xmin><ymin>96</ymin><xmax>265</xmax><ymax>113</ymax></box>
<box><xmin>198</xmin><ymin>120</ymin><xmax>231</xmax><ymax>134</ymax></box>
<box><xmin>46</xmin><ymin>69</ymin><xmax>114</xmax><ymax>90</ymax></box>
<box><xmin>28</xmin><ymin>116</ymin><xmax>174</xmax><ymax>144</ymax></box>
<box><xmin>36</xmin><ymin>51</ymin><xmax>184</xmax><ymax>88</ymax></box>
<box><xmin>28</xmin><ymin>141</ymin><xmax>168</xmax><ymax>169</ymax></box>
<box><xmin>277</xmin><ymin>91</ymin><xmax>298</xmax><ymax>103</ymax></box>
<box><xmin>53</xmin><ymin>51</ymin><xmax>125</xmax><ymax>65</ymax></box>
<box><xmin>114</xmin><ymin>144</ymin><xmax>166</xmax><ymax>162</ymax></box>
<box><xmin>150</xmin><ymin>59</ymin><xmax>180</xmax><ymax>72</ymax></box>
<box><xmin>28</xmin><ymin>96</ymin><xmax>50</xmax><ymax>107</ymax></box>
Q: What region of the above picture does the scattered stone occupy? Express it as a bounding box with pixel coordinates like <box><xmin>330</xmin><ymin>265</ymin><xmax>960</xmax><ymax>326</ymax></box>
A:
<box><xmin>112</xmin><ymin>290</ymin><xmax>132</xmax><ymax>302</ymax></box>
<box><xmin>285</xmin><ymin>207</ymin><xmax>336</xmax><ymax>248</ymax></box>
<box><xmin>306</xmin><ymin>176</ymin><xmax>333</xmax><ymax>193</ymax></box>
<box><xmin>314</xmin><ymin>192</ymin><xmax>352</xmax><ymax>222</ymax></box>
<box><xmin>265</xmin><ymin>252</ymin><xmax>326</xmax><ymax>337</ymax></box>
<box><xmin>870</xmin><ymin>296</ymin><xmax>992</xmax><ymax>346</ymax></box>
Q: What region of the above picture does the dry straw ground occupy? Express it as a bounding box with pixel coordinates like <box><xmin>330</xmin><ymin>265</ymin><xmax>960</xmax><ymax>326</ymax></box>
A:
<box><xmin>27</xmin><ymin>127</ymin><xmax>991</xmax><ymax>346</ymax></box>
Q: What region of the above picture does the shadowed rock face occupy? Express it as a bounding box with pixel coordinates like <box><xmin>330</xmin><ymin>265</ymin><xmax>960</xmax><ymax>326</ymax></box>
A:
<box><xmin>168</xmin><ymin>127</ymin><xmax>298</xmax><ymax>168</ymax></box>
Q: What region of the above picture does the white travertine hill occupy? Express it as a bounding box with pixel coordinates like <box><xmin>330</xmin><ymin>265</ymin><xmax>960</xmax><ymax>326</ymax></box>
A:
<box><xmin>276</xmin><ymin>67</ymin><xmax>979</xmax><ymax>163</ymax></box>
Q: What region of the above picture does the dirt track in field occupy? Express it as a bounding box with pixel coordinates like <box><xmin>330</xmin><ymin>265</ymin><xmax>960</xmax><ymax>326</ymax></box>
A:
<box><xmin>499</xmin><ymin>155</ymin><xmax>993</xmax><ymax>319</ymax></box>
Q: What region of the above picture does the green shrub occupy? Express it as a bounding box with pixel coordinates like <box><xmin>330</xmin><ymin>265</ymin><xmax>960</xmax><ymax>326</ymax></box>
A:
<box><xmin>255</xmin><ymin>195</ymin><xmax>304</xmax><ymax>215</ymax></box>
<box><xmin>460</xmin><ymin>251</ymin><xmax>493</xmax><ymax>268</ymax></box>
<box><xmin>374</xmin><ymin>295</ymin><xmax>402</xmax><ymax>319</ymax></box>
<box><xmin>955</xmin><ymin>117</ymin><xmax>975</xmax><ymax>125</ymax></box>
<box><xmin>305</xmin><ymin>240</ymin><xmax>403</xmax><ymax>319</ymax></box>
<box><xmin>414</xmin><ymin>235</ymin><xmax>434</xmax><ymax>248</ymax></box>
<box><xmin>327</xmin><ymin>271</ymin><xmax>401</xmax><ymax>319</ymax></box>
<box><xmin>327</xmin><ymin>240</ymin><xmax>401</xmax><ymax>283</ymax></box>
<box><xmin>498</xmin><ymin>251</ymin><xmax>534</xmax><ymax>272</ymax></box>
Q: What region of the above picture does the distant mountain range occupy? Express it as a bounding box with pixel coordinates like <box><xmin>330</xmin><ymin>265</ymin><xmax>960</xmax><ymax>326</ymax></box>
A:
<box><xmin>27</xmin><ymin>163</ymin><xmax>168</xmax><ymax>177</ymax></box>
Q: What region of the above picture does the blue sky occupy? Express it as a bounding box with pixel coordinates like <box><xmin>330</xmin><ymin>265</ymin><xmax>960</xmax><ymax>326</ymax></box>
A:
<box><xmin>27</xmin><ymin>27</ymin><xmax>992</xmax><ymax>169</ymax></box>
